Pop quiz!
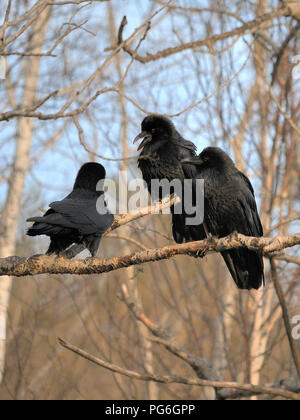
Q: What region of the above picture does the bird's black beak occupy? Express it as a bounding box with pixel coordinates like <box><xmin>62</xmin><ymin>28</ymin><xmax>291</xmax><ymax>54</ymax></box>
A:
<box><xmin>133</xmin><ymin>131</ymin><xmax>152</xmax><ymax>151</ymax></box>
<box><xmin>181</xmin><ymin>156</ymin><xmax>203</xmax><ymax>165</ymax></box>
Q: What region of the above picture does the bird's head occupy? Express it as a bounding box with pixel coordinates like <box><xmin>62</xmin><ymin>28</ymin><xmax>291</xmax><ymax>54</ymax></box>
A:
<box><xmin>182</xmin><ymin>147</ymin><xmax>235</xmax><ymax>170</ymax></box>
<box><xmin>133</xmin><ymin>114</ymin><xmax>176</xmax><ymax>151</ymax></box>
<box><xmin>74</xmin><ymin>162</ymin><xmax>106</xmax><ymax>191</ymax></box>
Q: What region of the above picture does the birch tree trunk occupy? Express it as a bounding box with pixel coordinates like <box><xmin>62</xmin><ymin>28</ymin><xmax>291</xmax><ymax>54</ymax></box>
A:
<box><xmin>0</xmin><ymin>6</ymin><xmax>51</xmax><ymax>383</ymax></box>
<box><xmin>107</xmin><ymin>3</ymin><xmax>159</xmax><ymax>400</ymax></box>
<box><xmin>249</xmin><ymin>0</ymin><xmax>279</xmax><ymax>392</ymax></box>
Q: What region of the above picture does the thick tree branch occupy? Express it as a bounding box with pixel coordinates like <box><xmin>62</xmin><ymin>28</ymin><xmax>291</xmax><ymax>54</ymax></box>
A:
<box><xmin>0</xmin><ymin>232</ymin><xmax>299</xmax><ymax>277</ymax></box>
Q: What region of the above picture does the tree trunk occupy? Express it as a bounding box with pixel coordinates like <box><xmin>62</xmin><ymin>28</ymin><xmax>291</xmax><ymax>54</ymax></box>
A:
<box><xmin>0</xmin><ymin>6</ymin><xmax>51</xmax><ymax>383</ymax></box>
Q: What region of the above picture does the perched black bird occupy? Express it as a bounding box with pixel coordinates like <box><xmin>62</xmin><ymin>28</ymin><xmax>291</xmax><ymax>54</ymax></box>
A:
<box><xmin>134</xmin><ymin>114</ymin><xmax>205</xmax><ymax>243</ymax></box>
<box><xmin>182</xmin><ymin>147</ymin><xmax>265</xmax><ymax>290</ymax></box>
<box><xmin>27</xmin><ymin>163</ymin><xmax>114</xmax><ymax>257</ymax></box>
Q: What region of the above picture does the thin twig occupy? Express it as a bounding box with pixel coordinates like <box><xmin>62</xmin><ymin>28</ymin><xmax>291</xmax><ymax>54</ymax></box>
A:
<box><xmin>270</xmin><ymin>258</ymin><xmax>300</xmax><ymax>379</ymax></box>
<box><xmin>58</xmin><ymin>338</ymin><xmax>300</xmax><ymax>400</ymax></box>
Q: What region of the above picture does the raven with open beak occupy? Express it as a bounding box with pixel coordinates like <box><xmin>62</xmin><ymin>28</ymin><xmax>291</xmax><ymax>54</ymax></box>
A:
<box><xmin>133</xmin><ymin>114</ymin><xmax>205</xmax><ymax>245</ymax></box>
<box><xmin>133</xmin><ymin>130</ymin><xmax>153</xmax><ymax>151</ymax></box>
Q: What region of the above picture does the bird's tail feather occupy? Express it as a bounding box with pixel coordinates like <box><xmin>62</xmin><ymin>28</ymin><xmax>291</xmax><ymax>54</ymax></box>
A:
<box><xmin>27</xmin><ymin>218</ymin><xmax>66</xmax><ymax>237</ymax></box>
<box><xmin>46</xmin><ymin>236</ymin><xmax>75</xmax><ymax>255</ymax></box>
<box><xmin>221</xmin><ymin>249</ymin><xmax>264</xmax><ymax>290</ymax></box>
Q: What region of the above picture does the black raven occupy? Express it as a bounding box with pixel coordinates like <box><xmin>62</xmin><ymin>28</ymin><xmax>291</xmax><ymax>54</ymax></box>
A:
<box><xmin>27</xmin><ymin>162</ymin><xmax>114</xmax><ymax>257</ymax></box>
<box><xmin>134</xmin><ymin>114</ymin><xmax>205</xmax><ymax>243</ymax></box>
<box><xmin>182</xmin><ymin>147</ymin><xmax>265</xmax><ymax>290</ymax></box>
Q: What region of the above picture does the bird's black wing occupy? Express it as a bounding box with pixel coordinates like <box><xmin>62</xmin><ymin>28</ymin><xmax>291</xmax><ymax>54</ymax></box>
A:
<box><xmin>171</xmin><ymin>137</ymin><xmax>202</xmax><ymax>242</ymax></box>
<box><xmin>220</xmin><ymin>171</ymin><xmax>265</xmax><ymax>290</ymax></box>
<box><xmin>27</xmin><ymin>208</ymin><xmax>77</xmax><ymax>236</ymax></box>
<box><xmin>172</xmin><ymin>136</ymin><xmax>197</xmax><ymax>154</ymax></box>
<box><xmin>173</xmin><ymin>137</ymin><xmax>198</xmax><ymax>176</ymax></box>
<box><xmin>180</xmin><ymin>145</ymin><xmax>206</xmax><ymax>242</ymax></box>
<box><xmin>236</xmin><ymin>171</ymin><xmax>263</xmax><ymax>237</ymax></box>
<box><xmin>238</xmin><ymin>171</ymin><xmax>255</xmax><ymax>195</ymax></box>
<box><xmin>49</xmin><ymin>196</ymin><xmax>114</xmax><ymax>236</ymax></box>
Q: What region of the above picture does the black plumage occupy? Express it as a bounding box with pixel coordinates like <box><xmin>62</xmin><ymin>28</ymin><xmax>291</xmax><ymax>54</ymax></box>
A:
<box><xmin>134</xmin><ymin>114</ymin><xmax>206</xmax><ymax>243</ymax></box>
<box><xmin>182</xmin><ymin>147</ymin><xmax>265</xmax><ymax>290</ymax></box>
<box><xmin>27</xmin><ymin>162</ymin><xmax>114</xmax><ymax>257</ymax></box>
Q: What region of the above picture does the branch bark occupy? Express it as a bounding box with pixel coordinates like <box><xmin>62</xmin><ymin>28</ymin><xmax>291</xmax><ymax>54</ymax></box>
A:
<box><xmin>0</xmin><ymin>232</ymin><xmax>299</xmax><ymax>277</ymax></box>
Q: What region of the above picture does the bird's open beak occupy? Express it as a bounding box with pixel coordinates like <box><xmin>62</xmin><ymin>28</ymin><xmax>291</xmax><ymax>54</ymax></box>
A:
<box><xmin>133</xmin><ymin>131</ymin><xmax>152</xmax><ymax>151</ymax></box>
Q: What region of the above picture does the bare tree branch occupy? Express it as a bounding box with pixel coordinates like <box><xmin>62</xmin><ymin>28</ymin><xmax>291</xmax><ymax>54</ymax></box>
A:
<box><xmin>119</xmin><ymin>7</ymin><xmax>290</xmax><ymax>63</ymax></box>
<box><xmin>0</xmin><ymin>232</ymin><xmax>299</xmax><ymax>277</ymax></box>
<box><xmin>120</xmin><ymin>284</ymin><xmax>221</xmax><ymax>385</ymax></box>
<box><xmin>271</xmin><ymin>259</ymin><xmax>300</xmax><ymax>379</ymax></box>
<box><xmin>58</xmin><ymin>338</ymin><xmax>300</xmax><ymax>400</ymax></box>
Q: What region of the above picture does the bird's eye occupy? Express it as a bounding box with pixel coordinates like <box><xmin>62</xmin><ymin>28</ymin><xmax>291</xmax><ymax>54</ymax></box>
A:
<box><xmin>151</xmin><ymin>129</ymin><xmax>156</xmax><ymax>134</ymax></box>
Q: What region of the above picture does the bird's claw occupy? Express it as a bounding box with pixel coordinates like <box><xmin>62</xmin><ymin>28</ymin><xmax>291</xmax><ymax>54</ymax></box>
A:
<box><xmin>188</xmin><ymin>247</ymin><xmax>208</xmax><ymax>259</ymax></box>
<box><xmin>229</xmin><ymin>231</ymin><xmax>239</xmax><ymax>239</ymax></box>
<box><xmin>26</xmin><ymin>253</ymin><xmax>44</xmax><ymax>263</ymax></box>
<box><xmin>196</xmin><ymin>247</ymin><xmax>208</xmax><ymax>258</ymax></box>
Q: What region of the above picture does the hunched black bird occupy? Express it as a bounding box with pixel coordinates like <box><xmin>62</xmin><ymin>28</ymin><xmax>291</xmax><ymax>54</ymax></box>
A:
<box><xmin>134</xmin><ymin>114</ymin><xmax>206</xmax><ymax>244</ymax></box>
<box><xmin>182</xmin><ymin>147</ymin><xmax>265</xmax><ymax>290</ymax></box>
<box><xmin>27</xmin><ymin>162</ymin><xmax>114</xmax><ymax>257</ymax></box>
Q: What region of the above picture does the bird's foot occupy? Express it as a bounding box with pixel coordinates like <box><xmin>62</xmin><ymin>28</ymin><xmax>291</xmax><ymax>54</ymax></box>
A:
<box><xmin>229</xmin><ymin>231</ymin><xmax>239</xmax><ymax>239</ymax></box>
<box><xmin>27</xmin><ymin>253</ymin><xmax>44</xmax><ymax>262</ymax></box>
<box><xmin>188</xmin><ymin>246</ymin><xmax>209</xmax><ymax>259</ymax></box>
<box><xmin>196</xmin><ymin>247</ymin><xmax>209</xmax><ymax>258</ymax></box>
<box><xmin>84</xmin><ymin>251</ymin><xmax>98</xmax><ymax>260</ymax></box>
<box><xmin>58</xmin><ymin>250</ymin><xmax>74</xmax><ymax>259</ymax></box>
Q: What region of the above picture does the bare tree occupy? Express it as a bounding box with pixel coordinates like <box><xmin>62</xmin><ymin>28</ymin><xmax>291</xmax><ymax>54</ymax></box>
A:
<box><xmin>0</xmin><ymin>3</ymin><xmax>51</xmax><ymax>383</ymax></box>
